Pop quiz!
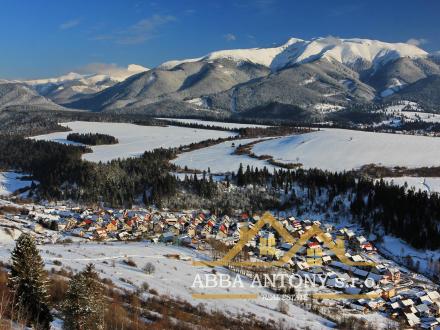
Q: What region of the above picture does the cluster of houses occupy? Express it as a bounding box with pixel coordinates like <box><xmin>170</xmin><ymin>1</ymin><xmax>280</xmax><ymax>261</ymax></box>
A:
<box><xmin>12</xmin><ymin>205</ymin><xmax>440</xmax><ymax>328</ymax></box>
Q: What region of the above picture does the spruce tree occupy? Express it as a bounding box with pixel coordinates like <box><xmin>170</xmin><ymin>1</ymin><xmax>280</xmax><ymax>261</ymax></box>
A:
<box><xmin>237</xmin><ymin>163</ymin><xmax>244</xmax><ymax>186</ymax></box>
<box><xmin>8</xmin><ymin>233</ymin><xmax>52</xmax><ymax>329</ymax></box>
<box><xmin>62</xmin><ymin>264</ymin><xmax>105</xmax><ymax>330</ymax></box>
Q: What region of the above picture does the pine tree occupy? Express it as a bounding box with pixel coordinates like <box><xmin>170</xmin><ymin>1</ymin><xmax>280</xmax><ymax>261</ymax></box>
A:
<box><xmin>8</xmin><ymin>233</ymin><xmax>52</xmax><ymax>329</ymax></box>
<box><xmin>62</xmin><ymin>264</ymin><xmax>105</xmax><ymax>330</ymax></box>
<box><xmin>237</xmin><ymin>163</ymin><xmax>244</xmax><ymax>186</ymax></box>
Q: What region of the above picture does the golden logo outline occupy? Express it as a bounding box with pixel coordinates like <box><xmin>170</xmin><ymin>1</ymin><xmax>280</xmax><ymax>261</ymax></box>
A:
<box><xmin>192</xmin><ymin>212</ymin><xmax>379</xmax><ymax>300</ymax></box>
<box><xmin>193</xmin><ymin>212</ymin><xmax>375</xmax><ymax>268</ymax></box>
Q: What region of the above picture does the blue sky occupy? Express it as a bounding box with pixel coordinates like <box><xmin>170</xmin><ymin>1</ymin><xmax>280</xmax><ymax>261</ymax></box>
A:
<box><xmin>1</xmin><ymin>0</ymin><xmax>439</xmax><ymax>79</ymax></box>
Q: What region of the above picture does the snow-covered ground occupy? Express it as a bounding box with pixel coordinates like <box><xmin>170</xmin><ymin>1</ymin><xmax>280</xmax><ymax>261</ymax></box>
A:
<box><xmin>251</xmin><ymin>128</ymin><xmax>440</xmax><ymax>172</ymax></box>
<box><xmin>171</xmin><ymin>172</ymin><xmax>226</xmax><ymax>182</ymax></box>
<box><xmin>0</xmin><ymin>172</ymin><xmax>33</xmax><ymax>196</ymax></box>
<box><xmin>0</xmin><ymin>232</ymin><xmax>334</xmax><ymax>330</ymax></box>
<box><xmin>377</xmin><ymin>101</ymin><xmax>440</xmax><ymax>124</ymax></box>
<box><xmin>32</xmin><ymin>121</ymin><xmax>236</xmax><ymax>163</ymax></box>
<box><xmin>313</xmin><ymin>103</ymin><xmax>344</xmax><ymax>113</ymax></box>
<box><xmin>375</xmin><ymin>235</ymin><xmax>440</xmax><ymax>280</ymax></box>
<box><xmin>381</xmin><ymin>177</ymin><xmax>440</xmax><ymax>194</ymax></box>
<box><xmin>157</xmin><ymin>118</ymin><xmax>269</xmax><ymax>129</ymax></box>
<box><xmin>172</xmin><ymin>138</ymin><xmax>278</xmax><ymax>174</ymax></box>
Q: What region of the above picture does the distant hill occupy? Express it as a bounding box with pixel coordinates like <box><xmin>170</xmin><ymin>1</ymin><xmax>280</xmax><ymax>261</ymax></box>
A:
<box><xmin>0</xmin><ymin>81</ymin><xmax>65</xmax><ymax>111</ymax></box>
<box><xmin>25</xmin><ymin>64</ymin><xmax>148</xmax><ymax>104</ymax></box>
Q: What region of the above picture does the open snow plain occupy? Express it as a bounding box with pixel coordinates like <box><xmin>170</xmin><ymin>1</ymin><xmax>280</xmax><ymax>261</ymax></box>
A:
<box><xmin>32</xmin><ymin>121</ymin><xmax>236</xmax><ymax>163</ymax></box>
<box><xmin>251</xmin><ymin>128</ymin><xmax>440</xmax><ymax>172</ymax></box>
<box><xmin>172</xmin><ymin>138</ymin><xmax>278</xmax><ymax>174</ymax></box>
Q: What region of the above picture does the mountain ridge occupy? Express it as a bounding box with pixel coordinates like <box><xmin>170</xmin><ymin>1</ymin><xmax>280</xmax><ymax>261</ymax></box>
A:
<box><xmin>4</xmin><ymin>37</ymin><xmax>440</xmax><ymax>119</ymax></box>
<box><xmin>159</xmin><ymin>37</ymin><xmax>427</xmax><ymax>71</ymax></box>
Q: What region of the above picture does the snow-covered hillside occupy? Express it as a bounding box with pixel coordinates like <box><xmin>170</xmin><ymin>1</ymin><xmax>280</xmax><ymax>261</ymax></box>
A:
<box><xmin>381</xmin><ymin>177</ymin><xmax>440</xmax><ymax>194</ymax></box>
<box><xmin>0</xmin><ymin>232</ymin><xmax>335</xmax><ymax>330</ymax></box>
<box><xmin>377</xmin><ymin>101</ymin><xmax>440</xmax><ymax>125</ymax></box>
<box><xmin>32</xmin><ymin>121</ymin><xmax>236</xmax><ymax>163</ymax></box>
<box><xmin>0</xmin><ymin>81</ymin><xmax>65</xmax><ymax>110</ymax></box>
<box><xmin>0</xmin><ymin>172</ymin><xmax>33</xmax><ymax>196</ymax></box>
<box><xmin>160</xmin><ymin>37</ymin><xmax>427</xmax><ymax>71</ymax></box>
<box><xmin>251</xmin><ymin>128</ymin><xmax>440</xmax><ymax>171</ymax></box>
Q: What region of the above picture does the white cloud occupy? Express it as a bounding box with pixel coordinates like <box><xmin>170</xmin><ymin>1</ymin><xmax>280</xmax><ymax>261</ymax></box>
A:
<box><xmin>224</xmin><ymin>33</ymin><xmax>237</xmax><ymax>41</ymax></box>
<box><xmin>77</xmin><ymin>63</ymin><xmax>147</xmax><ymax>76</ymax></box>
<box><xmin>406</xmin><ymin>38</ymin><xmax>428</xmax><ymax>46</ymax></box>
<box><xmin>60</xmin><ymin>19</ymin><xmax>81</xmax><ymax>30</ymax></box>
<box><xmin>115</xmin><ymin>15</ymin><xmax>176</xmax><ymax>45</ymax></box>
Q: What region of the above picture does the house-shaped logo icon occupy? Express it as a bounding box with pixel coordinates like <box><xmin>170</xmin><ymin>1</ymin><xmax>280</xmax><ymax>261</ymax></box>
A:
<box><xmin>193</xmin><ymin>212</ymin><xmax>375</xmax><ymax>268</ymax></box>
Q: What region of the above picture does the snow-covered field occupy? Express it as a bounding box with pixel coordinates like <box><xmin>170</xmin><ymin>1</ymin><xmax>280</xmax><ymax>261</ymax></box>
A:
<box><xmin>382</xmin><ymin>177</ymin><xmax>440</xmax><ymax>194</ymax></box>
<box><xmin>157</xmin><ymin>118</ymin><xmax>268</xmax><ymax>129</ymax></box>
<box><xmin>172</xmin><ymin>138</ymin><xmax>278</xmax><ymax>174</ymax></box>
<box><xmin>0</xmin><ymin>232</ymin><xmax>333</xmax><ymax>330</ymax></box>
<box><xmin>32</xmin><ymin>121</ymin><xmax>236</xmax><ymax>163</ymax></box>
<box><xmin>251</xmin><ymin>128</ymin><xmax>440</xmax><ymax>172</ymax></box>
<box><xmin>0</xmin><ymin>172</ymin><xmax>33</xmax><ymax>196</ymax></box>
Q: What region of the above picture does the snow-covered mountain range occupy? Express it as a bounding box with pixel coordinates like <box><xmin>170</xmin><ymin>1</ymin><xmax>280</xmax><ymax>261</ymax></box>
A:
<box><xmin>160</xmin><ymin>37</ymin><xmax>427</xmax><ymax>71</ymax></box>
<box><xmin>2</xmin><ymin>37</ymin><xmax>440</xmax><ymax>119</ymax></box>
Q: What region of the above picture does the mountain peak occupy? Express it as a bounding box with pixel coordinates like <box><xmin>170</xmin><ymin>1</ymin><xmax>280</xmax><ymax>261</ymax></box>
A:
<box><xmin>294</xmin><ymin>37</ymin><xmax>428</xmax><ymax>67</ymax></box>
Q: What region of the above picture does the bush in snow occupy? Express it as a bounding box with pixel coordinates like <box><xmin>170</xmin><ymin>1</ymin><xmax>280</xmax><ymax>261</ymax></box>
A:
<box><xmin>143</xmin><ymin>262</ymin><xmax>155</xmax><ymax>274</ymax></box>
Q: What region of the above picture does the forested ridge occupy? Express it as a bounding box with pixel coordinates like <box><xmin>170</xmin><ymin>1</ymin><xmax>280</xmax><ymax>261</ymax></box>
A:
<box><xmin>233</xmin><ymin>165</ymin><xmax>440</xmax><ymax>250</ymax></box>
<box><xmin>0</xmin><ymin>135</ymin><xmax>177</xmax><ymax>206</ymax></box>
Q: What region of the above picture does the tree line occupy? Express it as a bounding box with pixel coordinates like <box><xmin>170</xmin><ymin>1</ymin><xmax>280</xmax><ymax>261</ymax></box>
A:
<box><xmin>233</xmin><ymin>165</ymin><xmax>440</xmax><ymax>250</ymax></box>
<box><xmin>66</xmin><ymin>132</ymin><xmax>119</xmax><ymax>145</ymax></box>
<box><xmin>0</xmin><ymin>135</ymin><xmax>177</xmax><ymax>207</ymax></box>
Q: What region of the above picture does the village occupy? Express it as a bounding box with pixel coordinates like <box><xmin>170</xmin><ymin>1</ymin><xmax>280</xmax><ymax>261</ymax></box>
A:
<box><xmin>1</xmin><ymin>199</ymin><xmax>440</xmax><ymax>329</ymax></box>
